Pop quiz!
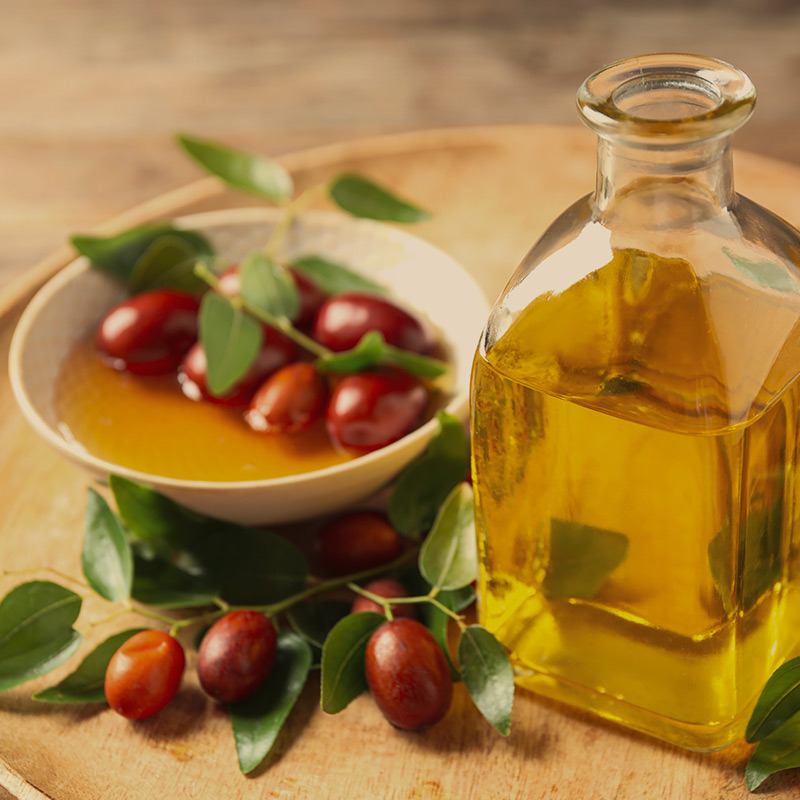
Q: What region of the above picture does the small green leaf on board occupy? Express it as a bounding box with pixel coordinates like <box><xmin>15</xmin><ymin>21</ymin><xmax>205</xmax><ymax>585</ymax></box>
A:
<box><xmin>192</xmin><ymin>527</ymin><xmax>309</xmax><ymax>606</ymax></box>
<box><xmin>458</xmin><ymin>624</ymin><xmax>514</xmax><ymax>736</ymax></box>
<box><xmin>418</xmin><ymin>483</ymin><xmax>477</xmax><ymax>591</ymax></box>
<box><xmin>109</xmin><ymin>474</ymin><xmax>201</xmax><ymax>555</ymax></box>
<box><xmin>230</xmin><ymin>631</ymin><xmax>313</xmax><ymax>774</ymax></box>
<box><xmin>389</xmin><ymin>411</ymin><xmax>469</xmax><ymax>537</ymax></box>
<box><xmin>746</xmin><ymin>656</ymin><xmax>800</xmax><ymax>743</ymax></box>
<box><xmin>421</xmin><ymin>585</ymin><xmax>475</xmax><ymax>681</ymax></box>
<box><xmin>82</xmin><ymin>489</ymin><xmax>133</xmax><ymax>602</ymax></box>
<box><xmin>320</xmin><ymin>612</ymin><xmax>384</xmax><ymax>714</ymax></box>
<box><xmin>131</xmin><ymin>556</ymin><xmax>220</xmax><ymax>609</ymax></box>
<box><xmin>0</xmin><ymin>582</ymin><xmax>83</xmax><ymax>692</ymax></box>
<box><xmin>746</xmin><ymin>711</ymin><xmax>800</xmax><ymax>791</ymax></box>
<box><xmin>33</xmin><ymin>629</ymin><xmax>145</xmax><ymax>703</ymax></box>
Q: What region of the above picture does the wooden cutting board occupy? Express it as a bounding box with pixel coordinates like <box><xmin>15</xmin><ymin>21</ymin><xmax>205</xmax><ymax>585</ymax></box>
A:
<box><xmin>2</xmin><ymin>125</ymin><xmax>800</xmax><ymax>800</ymax></box>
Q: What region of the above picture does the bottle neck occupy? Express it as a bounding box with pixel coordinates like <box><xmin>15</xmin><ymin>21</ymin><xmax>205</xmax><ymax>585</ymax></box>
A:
<box><xmin>594</xmin><ymin>135</ymin><xmax>735</xmax><ymax>218</ymax></box>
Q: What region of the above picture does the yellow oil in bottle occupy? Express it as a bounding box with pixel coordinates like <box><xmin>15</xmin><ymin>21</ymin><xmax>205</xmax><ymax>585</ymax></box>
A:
<box><xmin>471</xmin><ymin>245</ymin><xmax>800</xmax><ymax>751</ymax></box>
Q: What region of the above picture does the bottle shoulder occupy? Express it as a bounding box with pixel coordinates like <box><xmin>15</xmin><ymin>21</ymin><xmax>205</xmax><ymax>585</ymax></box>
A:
<box><xmin>483</xmin><ymin>197</ymin><xmax>800</xmax><ymax>432</ymax></box>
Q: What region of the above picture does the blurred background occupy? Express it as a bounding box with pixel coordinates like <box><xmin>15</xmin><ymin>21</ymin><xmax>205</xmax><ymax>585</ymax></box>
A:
<box><xmin>3</xmin><ymin>0</ymin><xmax>800</xmax><ymax>290</ymax></box>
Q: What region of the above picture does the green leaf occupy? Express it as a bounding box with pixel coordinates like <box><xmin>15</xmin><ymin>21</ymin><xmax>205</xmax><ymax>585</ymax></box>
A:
<box><xmin>316</xmin><ymin>331</ymin><xmax>386</xmax><ymax>374</ymax></box>
<box><xmin>131</xmin><ymin>556</ymin><xmax>219</xmax><ymax>608</ymax></box>
<box><xmin>419</xmin><ymin>483</ymin><xmax>477</xmax><ymax>591</ymax></box>
<box><xmin>231</xmin><ymin>631</ymin><xmax>313</xmax><ymax>774</ymax></box>
<box><xmin>543</xmin><ymin>519</ymin><xmax>629</xmax><ymax>600</ymax></box>
<box><xmin>746</xmin><ymin>712</ymin><xmax>800</xmax><ymax>791</ymax></box>
<box><xmin>746</xmin><ymin>656</ymin><xmax>800</xmax><ymax>742</ymax></box>
<box><xmin>382</xmin><ymin>345</ymin><xmax>448</xmax><ymax>379</ymax></box>
<box><xmin>0</xmin><ymin>582</ymin><xmax>83</xmax><ymax>692</ymax></box>
<box><xmin>128</xmin><ymin>235</ymin><xmax>208</xmax><ymax>294</ymax></box>
<box><xmin>199</xmin><ymin>291</ymin><xmax>263</xmax><ymax>396</ymax></box>
<box><xmin>82</xmin><ymin>489</ymin><xmax>133</xmax><ymax>602</ymax></box>
<box><xmin>458</xmin><ymin>625</ymin><xmax>514</xmax><ymax>736</ymax></box>
<box><xmin>291</xmin><ymin>255</ymin><xmax>387</xmax><ymax>295</ymax></box>
<box><xmin>421</xmin><ymin>585</ymin><xmax>475</xmax><ymax>682</ymax></box>
<box><xmin>72</xmin><ymin>224</ymin><xmax>212</xmax><ymax>285</ymax></box>
<box><xmin>328</xmin><ymin>174</ymin><xmax>430</xmax><ymax>223</ymax></box>
<box><xmin>177</xmin><ymin>133</ymin><xmax>293</xmax><ymax>202</ymax></box>
<box><xmin>287</xmin><ymin>601</ymin><xmax>352</xmax><ymax>650</ymax></box>
<box><xmin>110</xmin><ymin>474</ymin><xmax>201</xmax><ymax>556</ymax></box>
<box><xmin>724</xmin><ymin>247</ymin><xmax>800</xmax><ymax>296</ymax></box>
<box><xmin>390</xmin><ymin>411</ymin><xmax>469</xmax><ymax>536</ymax></box>
<box><xmin>320</xmin><ymin>612</ymin><xmax>384</xmax><ymax>713</ymax></box>
<box><xmin>33</xmin><ymin>629</ymin><xmax>145</xmax><ymax>703</ymax></box>
<box><xmin>193</xmin><ymin>527</ymin><xmax>309</xmax><ymax>606</ymax></box>
<box><xmin>239</xmin><ymin>252</ymin><xmax>300</xmax><ymax>323</ymax></box>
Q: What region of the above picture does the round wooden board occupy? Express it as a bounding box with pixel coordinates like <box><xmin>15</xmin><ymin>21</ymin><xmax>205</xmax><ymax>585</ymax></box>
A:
<box><xmin>2</xmin><ymin>125</ymin><xmax>800</xmax><ymax>800</ymax></box>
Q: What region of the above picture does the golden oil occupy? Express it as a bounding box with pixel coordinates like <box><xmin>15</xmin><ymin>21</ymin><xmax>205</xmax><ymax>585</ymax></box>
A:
<box><xmin>55</xmin><ymin>335</ymin><xmax>353</xmax><ymax>481</ymax></box>
<box><xmin>471</xmin><ymin>243</ymin><xmax>800</xmax><ymax>750</ymax></box>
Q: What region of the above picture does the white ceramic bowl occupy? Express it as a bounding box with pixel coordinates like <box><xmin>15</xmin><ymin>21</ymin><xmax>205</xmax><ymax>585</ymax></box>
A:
<box><xmin>9</xmin><ymin>208</ymin><xmax>488</xmax><ymax>525</ymax></box>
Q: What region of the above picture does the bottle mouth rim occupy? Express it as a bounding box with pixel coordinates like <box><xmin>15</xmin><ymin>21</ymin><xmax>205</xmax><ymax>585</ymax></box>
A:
<box><xmin>577</xmin><ymin>54</ymin><xmax>755</xmax><ymax>144</ymax></box>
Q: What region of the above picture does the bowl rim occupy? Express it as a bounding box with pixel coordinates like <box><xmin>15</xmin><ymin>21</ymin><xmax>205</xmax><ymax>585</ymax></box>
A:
<box><xmin>9</xmin><ymin>206</ymin><xmax>487</xmax><ymax>493</ymax></box>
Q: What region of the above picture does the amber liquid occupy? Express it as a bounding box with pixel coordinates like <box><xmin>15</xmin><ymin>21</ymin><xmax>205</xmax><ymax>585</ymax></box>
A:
<box><xmin>471</xmin><ymin>245</ymin><xmax>800</xmax><ymax>750</ymax></box>
<box><xmin>55</xmin><ymin>337</ymin><xmax>353</xmax><ymax>481</ymax></box>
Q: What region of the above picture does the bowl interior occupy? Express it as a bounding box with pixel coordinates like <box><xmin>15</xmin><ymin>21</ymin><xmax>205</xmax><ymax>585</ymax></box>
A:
<box><xmin>10</xmin><ymin>208</ymin><xmax>488</xmax><ymax>521</ymax></box>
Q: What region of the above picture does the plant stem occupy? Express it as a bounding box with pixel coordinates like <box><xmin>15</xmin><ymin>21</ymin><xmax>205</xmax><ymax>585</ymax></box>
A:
<box><xmin>114</xmin><ymin>548</ymin><xmax>420</xmax><ymax>636</ymax></box>
<box><xmin>0</xmin><ymin>567</ymin><xmax>91</xmax><ymax>591</ymax></box>
<box><xmin>125</xmin><ymin>603</ymin><xmax>181</xmax><ymax>628</ymax></box>
<box><xmin>194</xmin><ymin>262</ymin><xmax>331</xmax><ymax>358</ymax></box>
<box><xmin>86</xmin><ymin>607</ymin><xmax>133</xmax><ymax>630</ymax></box>
<box><xmin>257</xmin><ymin>547</ymin><xmax>420</xmax><ymax>617</ymax></box>
<box><xmin>265</xmin><ymin>184</ymin><xmax>329</xmax><ymax>259</ymax></box>
<box><xmin>346</xmin><ymin>582</ymin><xmax>468</xmax><ymax>631</ymax></box>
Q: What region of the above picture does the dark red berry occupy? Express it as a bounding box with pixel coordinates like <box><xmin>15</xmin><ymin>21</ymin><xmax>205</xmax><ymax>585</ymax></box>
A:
<box><xmin>315</xmin><ymin>511</ymin><xmax>403</xmax><ymax>576</ymax></box>
<box><xmin>245</xmin><ymin>362</ymin><xmax>327</xmax><ymax>434</ymax></box>
<box><xmin>365</xmin><ymin>618</ymin><xmax>452</xmax><ymax>730</ymax></box>
<box><xmin>312</xmin><ymin>292</ymin><xmax>433</xmax><ymax>354</ymax></box>
<box><xmin>196</xmin><ymin>611</ymin><xmax>277</xmax><ymax>704</ymax></box>
<box><xmin>326</xmin><ymin>367</ymin><xmax>428</xmax><ymax>453</ymax></box>
<box><xmin>95</xmin><ymin>289</ymin><xmax>200</xmax><ymax>375</ymax></box>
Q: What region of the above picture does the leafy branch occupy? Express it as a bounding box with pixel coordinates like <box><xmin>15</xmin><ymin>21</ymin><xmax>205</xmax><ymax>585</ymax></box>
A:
<box><xmin>0</xmin><ymin>414</ymin><xmax>513</xmax><ymax>773</ymax></box>
<box><xmin>73</xmin><ymin>133</ymin><xmax>447</xmax><ymax>395</ymax></box>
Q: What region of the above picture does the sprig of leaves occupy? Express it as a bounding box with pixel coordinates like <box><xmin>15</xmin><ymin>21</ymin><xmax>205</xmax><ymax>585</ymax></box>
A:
<box><xmin>320</xmin><ymin>481</ymin><xmax>514</xmax><ymax>736</ymax></box>
<box><xmin>72</xmin><ymin>224</ymin><xmax>213</xmax><ymax>291</ymax></box>
<box><xmin>745</xmin><ymin>656</ymin><xmax>800</xmax><ymax>790</ymax></box>
<box><xmin>0</xmin><ymin>413</ymin><xmax>503</xmax><ymax>775</ymax></box>
<box><xmin>75</xmin><ymin>132</ymin><xmax>446</xmax><ymax>388</ymax></box>
<box><xmin>178</xmin><ymin>134</ymin><xmax>429</xmax><ymax>223</ymax></box>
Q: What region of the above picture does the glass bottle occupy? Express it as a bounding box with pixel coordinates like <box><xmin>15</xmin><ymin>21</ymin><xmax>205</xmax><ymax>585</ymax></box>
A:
<box><xmin>471</xmin><ymin>54</ymin><xmax>800</xmax><ymax>751</ymax></box>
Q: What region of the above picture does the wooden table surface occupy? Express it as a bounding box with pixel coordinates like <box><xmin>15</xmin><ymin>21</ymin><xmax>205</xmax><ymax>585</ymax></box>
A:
<box><xmin>4</xmin><ymin>123</ymin><xmax>800</xmax><ymax>800</ymax></box>
<box><xmin>4</xmin><ymin>3</ymin><xmax>800</xmax><ymax>799</ymax></box>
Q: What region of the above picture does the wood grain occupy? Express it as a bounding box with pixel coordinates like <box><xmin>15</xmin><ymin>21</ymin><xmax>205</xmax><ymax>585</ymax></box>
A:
<box><xmin>4</xmin><ymin>0</ymin><xmax>800</xmax><ymax>292</ymax></box>
<box><xmin>2</xmin><ymin>126</ymin><xmax>800</xmax><ymax>799</ymax></box>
